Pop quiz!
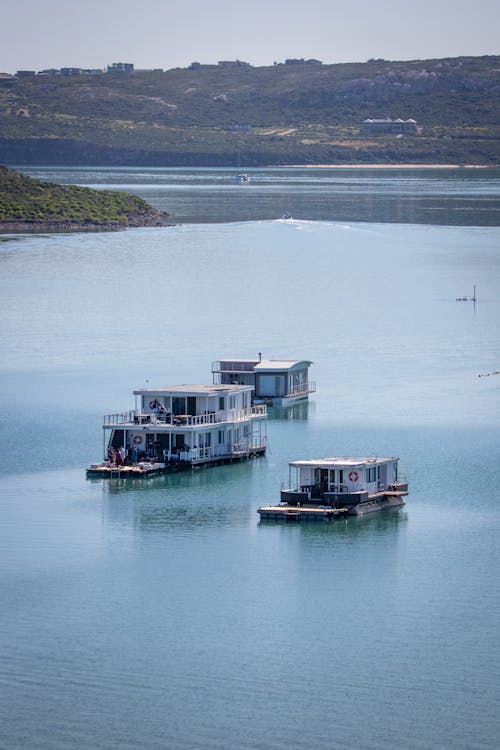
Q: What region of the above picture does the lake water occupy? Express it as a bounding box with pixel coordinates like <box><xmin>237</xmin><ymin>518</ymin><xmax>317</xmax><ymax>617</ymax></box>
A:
<box><xmin>1</xmin><ymin>168</ymin><xmax>500</xmax><ymax>749</ymax></box>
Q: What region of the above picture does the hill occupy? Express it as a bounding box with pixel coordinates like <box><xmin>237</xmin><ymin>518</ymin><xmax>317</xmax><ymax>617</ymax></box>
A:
<box><xmin>0</xmin><ymin>166</ymin><xmax>169</xmax><ymax>232</ymax></box>
<box><xmin>0</xmin><ymin>56</ymin><xmax>499</xmax><ymax>166</ymax></box>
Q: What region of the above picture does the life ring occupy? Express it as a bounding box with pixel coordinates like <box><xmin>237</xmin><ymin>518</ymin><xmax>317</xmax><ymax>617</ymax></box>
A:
<box><xmin>133</xmin><ymin>435</ymin><xmax>143</xmax><ymax>445</ymax></box>
<box><xmin>149</xmin><ymin>400</ymin><xmax>157</xmax><ymax>409</ymax></box>
<box><xmin>348</xmin><ymin>471</ymin><xmax>359</xmax><ymax>482</ymax></box>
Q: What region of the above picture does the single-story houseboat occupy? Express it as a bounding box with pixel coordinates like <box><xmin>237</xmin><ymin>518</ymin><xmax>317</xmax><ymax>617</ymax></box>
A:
<box><xmin>258</xmin><ymin>456</ymin><xmax>408</xmax><ymax>520</ymax></box>
<box><xmin>211</xmin><ymin>356</ymin><xmax>315</xmax><ymax>405</ymax></box>
<box><xmin>87</xmin><ymin>383</ymin><xmax>267</xmax><ymax>477</ymax></box>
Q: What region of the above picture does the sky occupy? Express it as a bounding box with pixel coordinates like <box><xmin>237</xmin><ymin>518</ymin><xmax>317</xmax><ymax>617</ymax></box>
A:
<box><xmin>2</xmin><ymin>0</ymin><xmax>499</xmax><ymax>73</ymax></box>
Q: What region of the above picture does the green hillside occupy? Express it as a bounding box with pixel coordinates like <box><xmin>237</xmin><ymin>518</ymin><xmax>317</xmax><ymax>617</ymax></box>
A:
<box><xmin>0</xmin><ymin>55</ymin><xmax>499</xmax><ymax>165</ymax></box>
<box><xmin>0</xmin><ymin>165</ymin><xmax>169</xmax><ymax>230</ymax></box>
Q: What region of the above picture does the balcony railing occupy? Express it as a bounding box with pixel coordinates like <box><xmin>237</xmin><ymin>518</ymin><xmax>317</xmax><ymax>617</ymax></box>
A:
<box><xmin>103</xmin><ymin>404</ymin><xmax>267</xmax><ymax>427</ymax></box>
<box><xmin>211</xmin><ymin>360</ymin><xmax>257</xmax><ymax>373</ymax></box>
<box><xmin>169</xmin><ymin>437</ymin><xmax>267</xmax><ymax>463</ymax></box>
<box><xmin>104</xmin><ymin>410</ymin><xmax>136</xmax><ymax>426</ymax></box>
<box><xmin>286</xmin><ymin>381</ymin><xmax>316</xmax><ymax>397</ymax></box>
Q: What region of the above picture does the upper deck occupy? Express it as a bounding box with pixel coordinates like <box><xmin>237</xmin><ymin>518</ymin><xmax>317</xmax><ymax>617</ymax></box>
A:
<box><xmin>103</xmin><ymin>404</ymin><xmax>266</xmax><ymax>428</ymax></box>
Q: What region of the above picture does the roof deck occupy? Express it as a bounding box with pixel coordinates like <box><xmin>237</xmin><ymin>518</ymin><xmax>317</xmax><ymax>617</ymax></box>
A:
<box><xmin>133</xmin><ymin>383</ymin><xmax>254</xmax><ymax>396</ymax></box>
<box><xmin>289</xmin><ymin>456</ymin><xmax>398</xmax><ymax>469</ymax></box>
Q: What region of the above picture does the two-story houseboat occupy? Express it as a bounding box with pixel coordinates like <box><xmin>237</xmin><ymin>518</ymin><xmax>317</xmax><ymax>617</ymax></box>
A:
<box><xmin>211</xmin><ymin>356</ymin><xmax>315</xmax><ymax>405</ymax></box>
<box><xmin>87</xmin><ymin>384</ymin><xmax>267</xmax><ymax>477</ymax></box>
<box><xmin>258</xmin><ymin>456</ymin><xmax>408</xmax><ymax>520</ymax></box>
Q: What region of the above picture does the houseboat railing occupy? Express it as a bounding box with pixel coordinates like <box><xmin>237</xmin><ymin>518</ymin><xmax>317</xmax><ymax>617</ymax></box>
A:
<box><xmin>103</xmin><ymin>405</ymin><xmax>267</xmax><ymax>427</ymax></box>
<box><xmin>211</xmin><ymin>360</ymin><xmax>257</xmax><ymax>373</ymax></box>
<box><xmin>167</xmin><ymin>437</ymin><xmax>266</xmax><ymax>463</ymax></box>
<box><xmin>104</xmin><ymin>410</ymin><xmax>137</xmax><ymax>426</ymax></box>
<box><xmin>287</xmin><ymin>381</ymin><xmax>316</xmax><ymax>396</ymax></box>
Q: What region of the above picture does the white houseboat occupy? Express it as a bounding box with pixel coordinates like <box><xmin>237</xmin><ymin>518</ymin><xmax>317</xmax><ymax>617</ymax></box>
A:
<box><xmin>87</xmin><ymin>384</ymin><xmax>267</xmax><ymax>477</ymax></box>
<box><xmin>211</xmin><ymin>356</ymin><xmax>315</xmax><ymax>405</ymax></box>
<box><xmin>258</xmin><ymin>456</ymin><xmax>408</xmax><ymax>520</ymax></box>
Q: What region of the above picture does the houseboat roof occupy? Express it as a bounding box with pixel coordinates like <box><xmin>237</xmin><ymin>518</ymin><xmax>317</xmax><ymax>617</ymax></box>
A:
<box><xmin>254</xmin><ymin>359</ymin><xmax>313</xmax><ymax>372</ymax></box>
<box><xmin>289</xmin><ymin>456</ymin><xmax>398</xmax><ymax>468</ymax></box>
<box><xmin>133</xmin><ymin>384</ymin><xmax>254</xmax><ymax>396</ymax></box>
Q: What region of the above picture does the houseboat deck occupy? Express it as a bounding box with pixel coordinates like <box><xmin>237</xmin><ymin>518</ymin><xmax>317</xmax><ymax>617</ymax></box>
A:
<box><xmin>87</xmin><ymin>445</ymin><xmax>266</xmax><ymax>478</ymax></box>
<box><xmin>258</xmin><ymin>493</ymin><xmax>406</xmax><ymax>521</ymax></box>
<box><xmin>258</xmin><ymin>505</ymin><xmax>350</xmax><ymax>521</ymax></box>
<box><xmin>86</xmin><ymin>462</ymin><xmax>167</xmax><ymax>479</ymax></box>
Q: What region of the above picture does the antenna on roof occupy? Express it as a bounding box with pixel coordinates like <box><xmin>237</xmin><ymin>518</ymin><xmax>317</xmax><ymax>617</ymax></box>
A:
<box><xmin>258</xmin><ymin>352</ymin><xmax>262</xmax><ymax>361</ymax></box>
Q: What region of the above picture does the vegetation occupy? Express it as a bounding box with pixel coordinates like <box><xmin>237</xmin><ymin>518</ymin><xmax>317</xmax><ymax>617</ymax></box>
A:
<box><xmin>0</xmin><ymin>166</ymin><xmax>169</xmax><ymax>230</ymax></box>
<box><xmin>0</xmin><ymin>55</ymin><xmax>499</xmax><ymax>165</ymax></box>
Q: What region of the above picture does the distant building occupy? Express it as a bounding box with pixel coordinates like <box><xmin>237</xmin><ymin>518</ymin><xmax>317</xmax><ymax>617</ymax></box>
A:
<box><xmin>16</xmin><ymin>70</ymin><xmax>36</xmax><ymax>77</ymax></box>
<box><xmin>60</xmin><ymin>68</ymin><xmax>83</xmax><ymax>76</ymax></box>
<box><xmin>217</xmin><ymin>60</ymin><xmax>251</xmax><ymax>68</ymax></box>
<box><xmin>362</xmin><ymin>118</ymin><xmax>419</xmax><ymax>135</ymax></box>
<box><xmin>188</xmin><ymin>60</ymin><xmax>251</xmax><ymax>70</ymax></box>
<box><xmin>284</xmin><ymin>58</ymin><xmax>322</xmax><ymax>65</ymax></box>
<box><xmin>107</xmin><ymin>62</ymin><xmax>134</xmax><ymax>73</ymax></box>
<box><xmin>37</xmin><ymin>68</ymin><xmax>60</xmax><ymax>76</ymax></box>
<box><xmin>188</xmin><ymin>62</ymin><xmax>217</xmax><ymax>70</ymax></box>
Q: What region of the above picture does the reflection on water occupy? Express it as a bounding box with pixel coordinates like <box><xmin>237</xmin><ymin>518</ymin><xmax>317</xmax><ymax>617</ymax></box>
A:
<box><xmin>268</xmin><ymin>401</ymin><xmax>311</xmax><ymax>420</ymax></box>
<box><xmin>99</xmin><ymin>459</ymin><xmax>261</xmax><ymax>533</ymax></box>
<box><xmin>258</xmin><ymin>505</ymin><xmax>408</xmax><ymax>540</ymax></box>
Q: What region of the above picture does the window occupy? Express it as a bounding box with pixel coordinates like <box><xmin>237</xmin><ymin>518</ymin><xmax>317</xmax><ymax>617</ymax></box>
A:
<box><xmin>219</xmin><ymin>397</ymin><xmax>225</xmax><ymax>410</ymax></box>
<box><xmin>367</xmin><ymin>467</ymin><xmax>377</xmax><ymax>482</ymax></box>
<box><xmin>218</xmin><ymin>430</ymin><xmax>225</xmax><ymax>444</ymax></box>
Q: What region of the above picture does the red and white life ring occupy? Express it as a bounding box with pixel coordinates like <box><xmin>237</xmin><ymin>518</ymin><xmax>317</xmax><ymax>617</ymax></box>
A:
<box><xmin>348</xmin><ymin>471</ymin><xmax>359</xmax><ymax>482</ymax></box>
<box><xmin>133</xmin><ymin>435</ymin><xmax>143</xmax><ymax>445</ymax></box>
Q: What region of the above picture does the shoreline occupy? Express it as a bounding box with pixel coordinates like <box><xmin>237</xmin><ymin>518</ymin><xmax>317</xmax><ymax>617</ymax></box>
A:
<box><xmin>282</xmin><ymin>163</ymin><xmax>495</xmax><ymax>169</ymax></box>
<box><xmin>0</xmin><ymin>219</ymin><xmax>173</xmax><ymax>234</ymax></box>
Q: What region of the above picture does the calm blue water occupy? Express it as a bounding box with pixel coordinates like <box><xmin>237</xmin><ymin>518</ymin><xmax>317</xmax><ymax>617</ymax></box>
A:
<box><xmin>1</xmin><ymin>169</ymin><xmax>500</xmax><ymax>749</ymax></box>
<box><xmin>18</xmin><ymin>165</ymin><xmax>500</xmax><ymax>226</ymax></box>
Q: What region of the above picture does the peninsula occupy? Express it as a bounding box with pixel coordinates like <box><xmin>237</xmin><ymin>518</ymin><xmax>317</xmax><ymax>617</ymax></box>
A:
<box><xmin>0</xmin><ymin>166</ymin><xmax>170</xmax><ymax>232</ymax></box>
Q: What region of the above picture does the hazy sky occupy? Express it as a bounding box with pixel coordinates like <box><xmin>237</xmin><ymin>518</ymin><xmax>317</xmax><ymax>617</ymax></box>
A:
<box><xmin>3</xmin><ymin>0</ymin><xmax>499</xmax><ymax>73</ymax></box>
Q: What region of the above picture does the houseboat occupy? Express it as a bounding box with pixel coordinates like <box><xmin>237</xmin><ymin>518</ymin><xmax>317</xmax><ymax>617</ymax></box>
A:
<box><xmin>258</xmin><ymin>456</ymin><xmax>408</xmax><ymax>521</ymax></box>
<box><xmin>211</xmin><ymin>356</ymin><xmax>315</xmax><ymax>405</ymax></box>
<box><xmin>87</xmin><ymin>383</ymin><xmax>267</xmax><ymax>478</ymax></box>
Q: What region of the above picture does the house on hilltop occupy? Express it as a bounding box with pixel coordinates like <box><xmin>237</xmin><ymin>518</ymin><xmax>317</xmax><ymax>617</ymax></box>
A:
<box><xmin>362</xmin><ymin>118</ymin><xmax>419</xmax><ymax>135</ymax></box>
<box><xmin>107</xmin><ymin>62</ymin><xmax>134</xmax><ymax>73</ymax></box>
<box><xmin>218</xmin><ymin>60</ymin><xmax>251</xmax><ymax>68</ymax></box>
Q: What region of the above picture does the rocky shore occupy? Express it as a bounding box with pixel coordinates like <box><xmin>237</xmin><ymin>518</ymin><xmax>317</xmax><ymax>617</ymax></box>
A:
<box><xmin>0</xmin><ymin>165</ymin><xmax>172</xmax><ymax>234</ymax></box>
<box><xmin>0</xmin><ymin>215</ymin><xmax>172</xmax><ymax>234</ymax></box>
